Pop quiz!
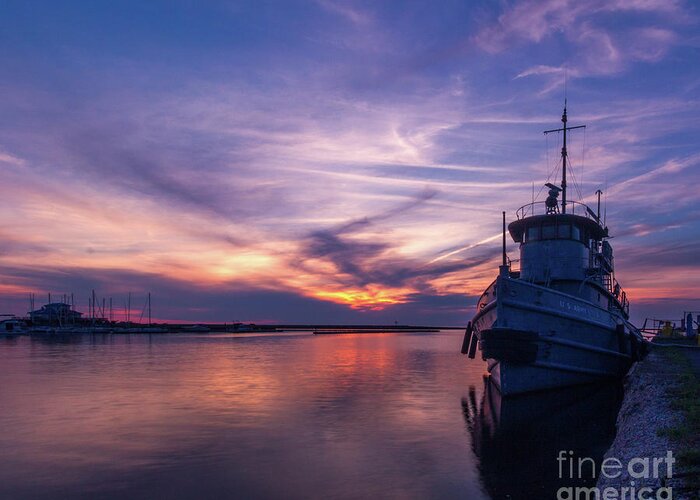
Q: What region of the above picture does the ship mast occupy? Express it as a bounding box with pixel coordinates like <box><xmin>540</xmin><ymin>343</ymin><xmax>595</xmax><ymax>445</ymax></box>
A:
<box><xmin>544</xmin><ymin>100</ymin><xmax>585</xmax><ymax>214</ymax></box>
<box><xmin>562</xmin><ymin>104</ymin><xmax>568</xmax><ymax>213</ymax></box>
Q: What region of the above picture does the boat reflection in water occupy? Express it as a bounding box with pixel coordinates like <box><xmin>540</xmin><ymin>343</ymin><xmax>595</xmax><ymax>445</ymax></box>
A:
<box><xmin>462</xmin><ymin>379</ymin><xmax>623</xmax><ymax>499</ymax></box>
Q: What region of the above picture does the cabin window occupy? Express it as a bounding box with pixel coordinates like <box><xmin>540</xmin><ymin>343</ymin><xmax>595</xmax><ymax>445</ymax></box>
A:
<box><xmin>526</xmin><ymin>226</ymin><xmax>539</xmax><ymax>241</ymax></box>
<box><xmin>542</xmin><ymin>225</ymin><xmax>556</xmax><ymax>239</ymax></box>
<box><xmin>558</xmin><ymin>224</ymin><xmax>570</xmax><ymax>239</ymax></box>
<box><xmin>572</xmin><ymin>225</ymin><xmax>581</xmax><ymax>241</ymax></box>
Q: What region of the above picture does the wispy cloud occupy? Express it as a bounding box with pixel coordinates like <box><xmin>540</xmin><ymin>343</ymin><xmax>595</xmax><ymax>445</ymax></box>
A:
<box><xmin>475</xmin><ymin>0</ymin><xmax>691</xmax><ymax>93</ymax></box>
<box><xmin>315</xmin><ymin>0</ymin><xmax>372</xmax><ymax>26</ymax></box>
<box><xmin>0</xmin><ymin>150</ymin><xmax>24</xmax><ymax>166</ymax></box>
<box><xmin>0</xmin><ymin>1</ymin><xmax>697</xmax><ymax>323</ymax></box>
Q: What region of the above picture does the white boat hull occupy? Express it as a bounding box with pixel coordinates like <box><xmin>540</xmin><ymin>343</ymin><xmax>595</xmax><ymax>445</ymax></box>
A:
<box><xmin>469</xmin><ymin>276</ymin><xmax>640</xmax><ymax>396</ymax></box>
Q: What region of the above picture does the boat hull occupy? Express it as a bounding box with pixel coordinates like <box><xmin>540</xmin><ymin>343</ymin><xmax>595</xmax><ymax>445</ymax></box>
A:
<box><xmin>470</xmin><ymin>276</ymin><xmax>638</xmax><ymax>396</ymax></box>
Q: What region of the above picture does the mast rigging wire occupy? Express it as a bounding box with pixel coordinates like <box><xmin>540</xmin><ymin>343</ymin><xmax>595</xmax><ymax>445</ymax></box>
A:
<box><xmin>536</xmin><ymin>129</ymin><xmax>562</xmax><ymax>203</ymax></box>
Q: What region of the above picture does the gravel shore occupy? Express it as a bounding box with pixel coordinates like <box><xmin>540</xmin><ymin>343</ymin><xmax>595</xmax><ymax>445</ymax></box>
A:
<box><xmin>596</xmin><ymin>347</ymin><xmax>698</xmax><ymax>498</ymax></box>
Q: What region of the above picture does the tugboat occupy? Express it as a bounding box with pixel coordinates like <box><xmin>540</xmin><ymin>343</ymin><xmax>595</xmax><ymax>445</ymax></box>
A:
<box><xmin>461</xmin><ymin>103</ymin><xmax>646</xmax><ymax>396</ymax></box>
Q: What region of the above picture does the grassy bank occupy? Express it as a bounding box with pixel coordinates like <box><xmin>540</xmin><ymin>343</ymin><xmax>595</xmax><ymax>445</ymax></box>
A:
<box><xmin>657</xmin><ymin>348</ymin><xmax>700</xmax><ymax>493</ymax></box>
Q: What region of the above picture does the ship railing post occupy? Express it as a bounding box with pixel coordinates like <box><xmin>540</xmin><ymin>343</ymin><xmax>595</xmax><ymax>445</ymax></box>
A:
<box><xmin>499</xmin><ymin>211</ymin><xmax>510</xmax><ymax>277</ymax></box>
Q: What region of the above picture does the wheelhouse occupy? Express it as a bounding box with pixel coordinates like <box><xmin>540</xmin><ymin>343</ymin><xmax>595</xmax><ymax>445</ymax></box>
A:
<box><xmin>507</xmin><ymin>200</ymin><xmax>628</xmax><ymax>316</ymax></box>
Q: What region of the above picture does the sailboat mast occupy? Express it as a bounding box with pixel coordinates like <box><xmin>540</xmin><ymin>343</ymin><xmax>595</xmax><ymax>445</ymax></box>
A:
<box><xmin>561</xmin><ymin>101</ymin><xmax>568</xmax><ymax>214</ymax></box>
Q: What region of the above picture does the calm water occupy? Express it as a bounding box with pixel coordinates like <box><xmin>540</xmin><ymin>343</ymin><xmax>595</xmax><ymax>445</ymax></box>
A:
<box><xmin>0</xmin><ymin>331</ymin><xmax>621</xmax><ymax>499</ymax></box>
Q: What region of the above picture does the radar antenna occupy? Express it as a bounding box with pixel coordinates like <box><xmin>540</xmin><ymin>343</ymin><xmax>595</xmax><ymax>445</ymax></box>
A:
<box><xmin>545</xmin><ymin>183</ymin><xmax>561</xmax><ymax>214</ymax></box>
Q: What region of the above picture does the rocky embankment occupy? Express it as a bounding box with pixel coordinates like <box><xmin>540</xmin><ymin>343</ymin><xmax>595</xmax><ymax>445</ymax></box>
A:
<box><xmin>597</xmin><ymin>345</ymin><xmax>699</xmax><ymax>498</ymax></box>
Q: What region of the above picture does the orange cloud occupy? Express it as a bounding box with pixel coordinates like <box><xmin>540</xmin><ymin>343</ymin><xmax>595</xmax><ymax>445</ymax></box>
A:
<box><xmin>314</xmin><ymin>286</ymin><xmax>414</xmax><ymax>310</ymax></box>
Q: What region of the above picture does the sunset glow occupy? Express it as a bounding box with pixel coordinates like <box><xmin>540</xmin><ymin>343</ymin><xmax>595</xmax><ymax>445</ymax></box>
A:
<box><xmin>1</xmin><ymin>0</ymin><xmax>699</xmax><ymax>325</ymax></box>
<box><xmin>315</xmin><ymin>287</ymin><xmax>413</xmax><ymax>310</ymax></box>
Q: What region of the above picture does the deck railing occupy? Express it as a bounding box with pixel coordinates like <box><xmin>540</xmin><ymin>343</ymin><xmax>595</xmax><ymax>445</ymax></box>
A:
<box><xmin>516</xmin><ymin>200</ymin><xmax>602</xmax><ymax>224</ymax></box>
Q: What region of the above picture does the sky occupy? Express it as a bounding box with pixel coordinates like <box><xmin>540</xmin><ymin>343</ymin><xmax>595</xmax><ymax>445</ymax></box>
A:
<box><xmin>0</xmin><ymin>0</ymin><xmax>699</xmax><ymax>326</ymax></box>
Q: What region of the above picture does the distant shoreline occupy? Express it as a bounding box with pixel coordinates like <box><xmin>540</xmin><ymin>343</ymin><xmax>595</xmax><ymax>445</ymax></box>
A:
<box><xmin>2</xmin><ymin>323</ymin><xmax>465</xmax><ymax>335</ymax></box>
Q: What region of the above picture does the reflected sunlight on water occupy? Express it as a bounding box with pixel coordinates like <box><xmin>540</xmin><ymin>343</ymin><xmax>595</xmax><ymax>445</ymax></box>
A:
<box><xmin>0</xmin><ymin>331</ymin><xmax>622</xmax><ymax>499</ymax></box>
<box><xmin>0</xmin><ymin>331</ymin><xmax>488</xmax><ymax>499</ymax></box>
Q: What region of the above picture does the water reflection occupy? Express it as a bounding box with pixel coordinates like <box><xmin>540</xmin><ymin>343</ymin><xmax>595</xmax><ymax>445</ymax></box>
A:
<box><xmin>463</xmin><ymin>379</ymin><xmax>623</xmax><ymax>499</ymax></box>
<box><xmin>1</xmin><ymin>332</ymin><xmax>625</xmax><ymax>499</ymax></box>
<box><xmin>0</xmin><ymin>331</ymin><xmax>488</xmax><ymax>499</ymax></box>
